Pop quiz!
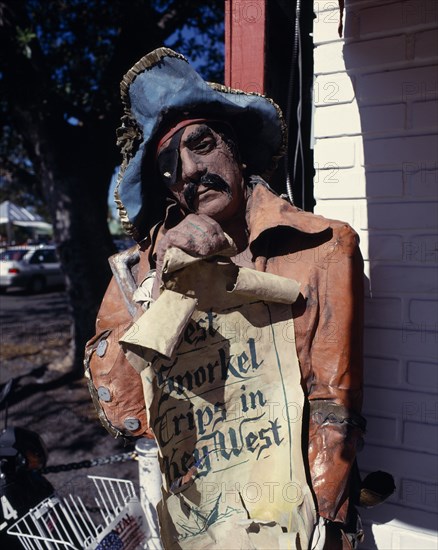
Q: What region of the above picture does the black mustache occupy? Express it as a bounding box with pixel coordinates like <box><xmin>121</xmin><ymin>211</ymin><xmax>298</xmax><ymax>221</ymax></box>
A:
<box><xmin>184</xmin><ymin>174</ymin><xmax>231</xmax><ymax>210</ymax></box>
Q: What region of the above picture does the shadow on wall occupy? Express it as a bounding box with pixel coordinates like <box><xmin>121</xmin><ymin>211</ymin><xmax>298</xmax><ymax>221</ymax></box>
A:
<box><xmin>343</xmin><ymin>1</ymin><xmax>438</xmax><ymax>548</ymax></box>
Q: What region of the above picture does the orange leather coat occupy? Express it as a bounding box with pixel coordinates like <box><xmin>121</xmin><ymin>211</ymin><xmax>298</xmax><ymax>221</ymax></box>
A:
<box><xmin>85</xmin><ymin>184</ymin><xmax>365</xmax><ymax>529</ymax></box>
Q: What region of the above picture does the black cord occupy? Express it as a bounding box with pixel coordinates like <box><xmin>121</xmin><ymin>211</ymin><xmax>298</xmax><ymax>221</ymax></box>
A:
<box><xmin>285</xmin><ymin>0</ymin><xmax>302</xmax><ymax>205</ymax></box>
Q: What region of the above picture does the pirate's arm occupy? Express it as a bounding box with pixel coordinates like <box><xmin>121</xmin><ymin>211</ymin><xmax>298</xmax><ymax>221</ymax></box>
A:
<box><xmin>84</xmin><ymin>219</ymin><xmax>228</xmax><ymax>440</ymax></box>
<box><xmin>307</xmin><ymin>224</ymin><xmax>365</xmax><ymax>525</ymax></box>
<box><xmin>84</xmin><ymin>248</ymin><xmax>153</xmax><ymax>440</ymax></box>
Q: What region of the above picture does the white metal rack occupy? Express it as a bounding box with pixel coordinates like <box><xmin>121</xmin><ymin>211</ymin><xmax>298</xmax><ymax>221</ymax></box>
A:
<box><xmin>7</xmin><ymin>475</ymin><xmax>159</xmax><ymax>549</ymax></box>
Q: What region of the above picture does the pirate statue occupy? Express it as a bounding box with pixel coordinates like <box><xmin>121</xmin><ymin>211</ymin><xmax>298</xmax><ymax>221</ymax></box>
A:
<box><xmin>85</xmin><ymin>48</ymin><xmax>368</xmax><ymax>549</ymax></box>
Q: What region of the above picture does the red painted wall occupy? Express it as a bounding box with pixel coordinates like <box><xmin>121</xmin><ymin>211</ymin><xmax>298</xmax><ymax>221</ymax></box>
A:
<box><xmin>225</xmin><ymin>0</ymin><xmax>266</xmax><ymax>94</ymax></box>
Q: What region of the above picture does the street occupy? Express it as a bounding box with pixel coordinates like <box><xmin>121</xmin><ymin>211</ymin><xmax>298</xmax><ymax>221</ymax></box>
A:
<box><xmin>0</xmin><ymin>288</ymin><xmax>71</xmax><ymax>384</ymax></box>
<box><xmin>0</xmin><ymin>287</ymin><xmax>139</xmax><ymax>540</ymax></box>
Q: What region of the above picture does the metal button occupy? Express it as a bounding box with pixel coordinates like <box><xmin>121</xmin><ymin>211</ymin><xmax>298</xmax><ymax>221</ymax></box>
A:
<box><xmin>124</xmin><ymin>417</ymin><xmax>140</xmax><ymax>431</ymax></box>
<box><xmin>97</xmin><ymin>386</ymin><xmax>111</xmax><ymax>402</ymax></box>
<box><xmin>96</xmin><ymin>339</ymin><xmax>108</xmax><ymax>357</ymax></box>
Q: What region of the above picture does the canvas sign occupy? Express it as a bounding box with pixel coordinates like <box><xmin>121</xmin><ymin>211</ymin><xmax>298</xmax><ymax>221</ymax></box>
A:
<box><xmin>121</xmin><ymin>249</ymin><xmax>316</xmax><ymax>549</ymax></box>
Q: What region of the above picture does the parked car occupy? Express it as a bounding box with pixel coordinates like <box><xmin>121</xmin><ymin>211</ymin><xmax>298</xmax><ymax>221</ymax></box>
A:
<box><xmin>0</xmin><ymin>245</ymin><xmax>65</xmax><ymax>293</ymax></box>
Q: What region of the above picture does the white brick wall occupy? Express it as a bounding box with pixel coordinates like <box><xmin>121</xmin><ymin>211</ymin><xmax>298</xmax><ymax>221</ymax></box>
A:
<box><xmin>313</xmin><ymin>1</ymin><xmax>438</xmax><ymax>548</ymax></box>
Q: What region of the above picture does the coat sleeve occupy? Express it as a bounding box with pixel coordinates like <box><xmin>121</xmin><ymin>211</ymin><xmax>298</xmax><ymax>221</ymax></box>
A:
<box><xmin>307</xmin><ymin>223</ymin><xmax>365</xmax><ymax>524</ymax></box>
<box><xmin>84</xmin><ymin>276</ymin><xmax>153</xmax><ymax>440</ymax></box>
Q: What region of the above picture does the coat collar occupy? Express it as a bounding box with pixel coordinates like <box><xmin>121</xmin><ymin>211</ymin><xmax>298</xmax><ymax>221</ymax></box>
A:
<box><xmin>246</xmin><ymin>184</ymin><xmax>330</xmax><ymax>248</ymax></box>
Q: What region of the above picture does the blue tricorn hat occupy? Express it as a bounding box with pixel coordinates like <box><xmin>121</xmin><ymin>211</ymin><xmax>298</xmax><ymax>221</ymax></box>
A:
<box><xmin>114</xmin><ymin>47</ymin><xmax>287</xmax><ymax>240</ymax></box>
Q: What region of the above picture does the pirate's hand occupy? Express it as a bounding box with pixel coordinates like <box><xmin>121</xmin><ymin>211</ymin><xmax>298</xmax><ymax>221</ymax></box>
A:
<box><xmin>152</xmin><ymin>213</ymin><xmax>230</xmax><ymax>299</ymax></box>
<box><xmin>159</xmin><ymin>213</ymin><xmax>230</xmax><ymax>259</ymax></box>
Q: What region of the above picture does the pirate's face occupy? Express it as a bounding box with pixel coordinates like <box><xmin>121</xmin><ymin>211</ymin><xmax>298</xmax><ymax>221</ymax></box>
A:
<box><xmin>157</xmin><ymin>123</ymin><xmax>245</xmax><ymax>223</ymax></box>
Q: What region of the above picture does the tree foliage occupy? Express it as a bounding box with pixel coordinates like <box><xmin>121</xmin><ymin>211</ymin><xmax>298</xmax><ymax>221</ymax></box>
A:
<box><xmin>0</xmin><ymin>0</ymin><xmax>224</xmax><ymax>374</ymax></box>
<box><xmin>0</xmin><ymin>0</ymin><xmax>224</xmax><ymax>205</ymax></box>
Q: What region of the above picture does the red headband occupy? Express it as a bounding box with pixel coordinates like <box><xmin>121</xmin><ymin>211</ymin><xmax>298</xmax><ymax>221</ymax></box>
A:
<box><xmin>156</xmin><ymin>118</ymin><xmax>209</xmax><ymax>154</ymax></box>
<box><xmin>156</xmin><ymin>118</ymin><xmax>236</xmax><ymax>156</ymax></box>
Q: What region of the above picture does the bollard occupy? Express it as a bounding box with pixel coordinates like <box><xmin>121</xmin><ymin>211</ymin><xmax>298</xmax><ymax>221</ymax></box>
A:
<box><xmin>135</xmin><ymin>438</ymin><xmax>162</xmax><ymax>549</ymax></box>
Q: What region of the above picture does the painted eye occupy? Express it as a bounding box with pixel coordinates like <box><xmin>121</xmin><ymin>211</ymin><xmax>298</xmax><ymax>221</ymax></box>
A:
<box><xmin>194</xmin><ymin>137</ymin><xmax>215</xmax><ymax>153</ymax></box>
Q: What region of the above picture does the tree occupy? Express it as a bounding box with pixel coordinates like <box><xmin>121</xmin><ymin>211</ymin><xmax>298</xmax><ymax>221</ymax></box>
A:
<box><xmin>0</xmin><ymin>0</ymin><xmax>224</xmax><ymax>375</ymax></box>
